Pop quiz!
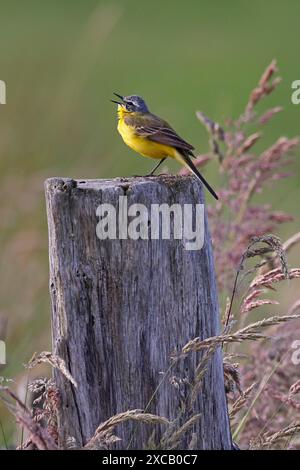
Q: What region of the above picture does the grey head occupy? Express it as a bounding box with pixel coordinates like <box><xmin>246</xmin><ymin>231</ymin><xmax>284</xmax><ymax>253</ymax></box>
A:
<box><xmin>111</xmin><ymin>93</ymin><xmax>149</xmax><ymax>112</ymax></box>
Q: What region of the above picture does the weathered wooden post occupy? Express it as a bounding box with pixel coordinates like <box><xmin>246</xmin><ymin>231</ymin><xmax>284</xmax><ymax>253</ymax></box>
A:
<box><xmin>45</xmin><ymin>175</ymin><xmax>232</xmax><ymax>450</ymax></box>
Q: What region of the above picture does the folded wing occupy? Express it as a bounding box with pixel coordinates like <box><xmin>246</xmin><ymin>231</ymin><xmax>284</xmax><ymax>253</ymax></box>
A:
<box><xmin>135</xmin><ymin>122</ymin><xmax>195</xmax><ymax>155</ymax></box>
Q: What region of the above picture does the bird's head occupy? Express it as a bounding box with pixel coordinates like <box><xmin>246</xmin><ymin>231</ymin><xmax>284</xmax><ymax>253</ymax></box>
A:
<box><xmin>111</xmin><ymin>93</ymin><xmax>149</xmax><ymax>113</ymax></box>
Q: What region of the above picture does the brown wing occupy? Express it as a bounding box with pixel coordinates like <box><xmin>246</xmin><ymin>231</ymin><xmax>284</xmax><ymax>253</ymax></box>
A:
<box><xmin>134</xmin><ymin>114</ymin><xmax>195</xmax><ymax>155</ymax></box>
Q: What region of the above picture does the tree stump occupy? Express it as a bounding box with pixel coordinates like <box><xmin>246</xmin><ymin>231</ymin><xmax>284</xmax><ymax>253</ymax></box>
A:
<box><xmin>45</xmin><ymin>176</ymin><xmax>232</xmax><ymax>450</ymax></box>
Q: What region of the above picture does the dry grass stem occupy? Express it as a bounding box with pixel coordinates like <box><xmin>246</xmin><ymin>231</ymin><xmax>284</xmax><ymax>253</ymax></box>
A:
<box><xmin>229</xmin><ymin>383</ymin><xmax>257</xmax><ymax>419</ymax></box>
<box><xmin>27</xmin><ymin>351</ymin><xmax>77</xmax><ymax>388</ymax></box>
<box><xmin>0</xmin><ymin>387</ymin><xmax>58</xmax><ymax>450</ymax></box>
<box><xmin>85</xmin><ymin>410</ymin><xmax>169</xmax><ymax>450</ymax></box>
<box><xmin>182</xmin><ymin>314</ymin><xmax>300</xmax><ymax>354</ymax></box>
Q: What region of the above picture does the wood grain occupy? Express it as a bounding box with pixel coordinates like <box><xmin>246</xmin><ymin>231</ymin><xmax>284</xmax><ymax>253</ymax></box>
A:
<box><xmin>45</xmin><ymin>175</ymin><xmax>231</xmax><ymax>449</ymax></box>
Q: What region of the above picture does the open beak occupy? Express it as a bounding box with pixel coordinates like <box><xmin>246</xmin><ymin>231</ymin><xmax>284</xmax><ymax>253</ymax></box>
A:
<box><xmin>110</xmin><ymin>92</ymin><xmax>124</xmax><ymax>105</ymax></box>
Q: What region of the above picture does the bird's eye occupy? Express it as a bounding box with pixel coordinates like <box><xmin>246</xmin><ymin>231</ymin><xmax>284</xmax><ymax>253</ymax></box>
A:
<box><xmin>125</xmin><ymin>102</ymin><xmax>134</xmax><ymax>111</ymax></box>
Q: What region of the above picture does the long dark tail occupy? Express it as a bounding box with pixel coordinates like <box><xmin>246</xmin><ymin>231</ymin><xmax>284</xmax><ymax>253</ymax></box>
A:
<box><xmin>176</xmin><ymin>151</ymin><xmax>219</xmax><ymax>200</ymax></box>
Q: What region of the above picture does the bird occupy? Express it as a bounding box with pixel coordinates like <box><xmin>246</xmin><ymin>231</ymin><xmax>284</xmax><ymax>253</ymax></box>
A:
<box><xmin>111</xmin><ymin>93</ymin><xmax>218</xmax><ymax>200</ymax></box>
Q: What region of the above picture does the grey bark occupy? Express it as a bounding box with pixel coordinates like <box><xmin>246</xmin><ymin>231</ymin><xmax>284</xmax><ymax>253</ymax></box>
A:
<box><xmin>45</xmin><ymin>175</ymin><xmax>232</xmax><ymax>450</ymax></box>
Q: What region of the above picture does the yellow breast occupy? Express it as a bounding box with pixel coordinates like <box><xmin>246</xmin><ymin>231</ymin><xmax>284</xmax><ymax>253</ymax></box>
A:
<box><xmin>117</xmin><ymin>111</ymin><xmax>176</xmax><ymax>160</ymax></box>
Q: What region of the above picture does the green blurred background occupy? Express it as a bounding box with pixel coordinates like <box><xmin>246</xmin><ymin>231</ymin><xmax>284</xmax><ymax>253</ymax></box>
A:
<box><xmin>0</xmin><ymin>0</ymin><xmax>299</xmax><ymax>446</ymax></box>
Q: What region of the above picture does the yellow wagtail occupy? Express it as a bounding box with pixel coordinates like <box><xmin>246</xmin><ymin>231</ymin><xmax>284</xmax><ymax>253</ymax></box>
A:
<box><xmin>111</xmin><ymin>93</ymin><xmax>218</xmax><ymax>200</ymax></box>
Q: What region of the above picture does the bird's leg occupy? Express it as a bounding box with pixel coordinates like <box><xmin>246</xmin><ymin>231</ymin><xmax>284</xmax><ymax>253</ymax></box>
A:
<box><xmin>145</xmin><ymin>158</ymin><xmax>166</xmax><ymax>177</ymax></box>
<box><xmin>132</xmin><ymin>158</ymin><xmax>167</xmax><ymax>178</ymax></box>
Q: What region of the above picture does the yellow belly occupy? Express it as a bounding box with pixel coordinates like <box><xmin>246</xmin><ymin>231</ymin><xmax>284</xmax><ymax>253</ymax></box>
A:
<box><xmin>118</xmin><ymin>119</ymin><xmax>176</xmax><ymax>160</ymax></box>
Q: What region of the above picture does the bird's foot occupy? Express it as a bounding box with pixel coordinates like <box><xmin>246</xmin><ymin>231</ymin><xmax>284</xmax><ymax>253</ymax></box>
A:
<box><xmin>132</xmin><ymin>173</ymin><xmax>154</xmax><ymax>178</ymax></box>
<box><xmin>132</xmin><ymin>172</ymin><xmax>169</xmax><ymax>178</ymax></box>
